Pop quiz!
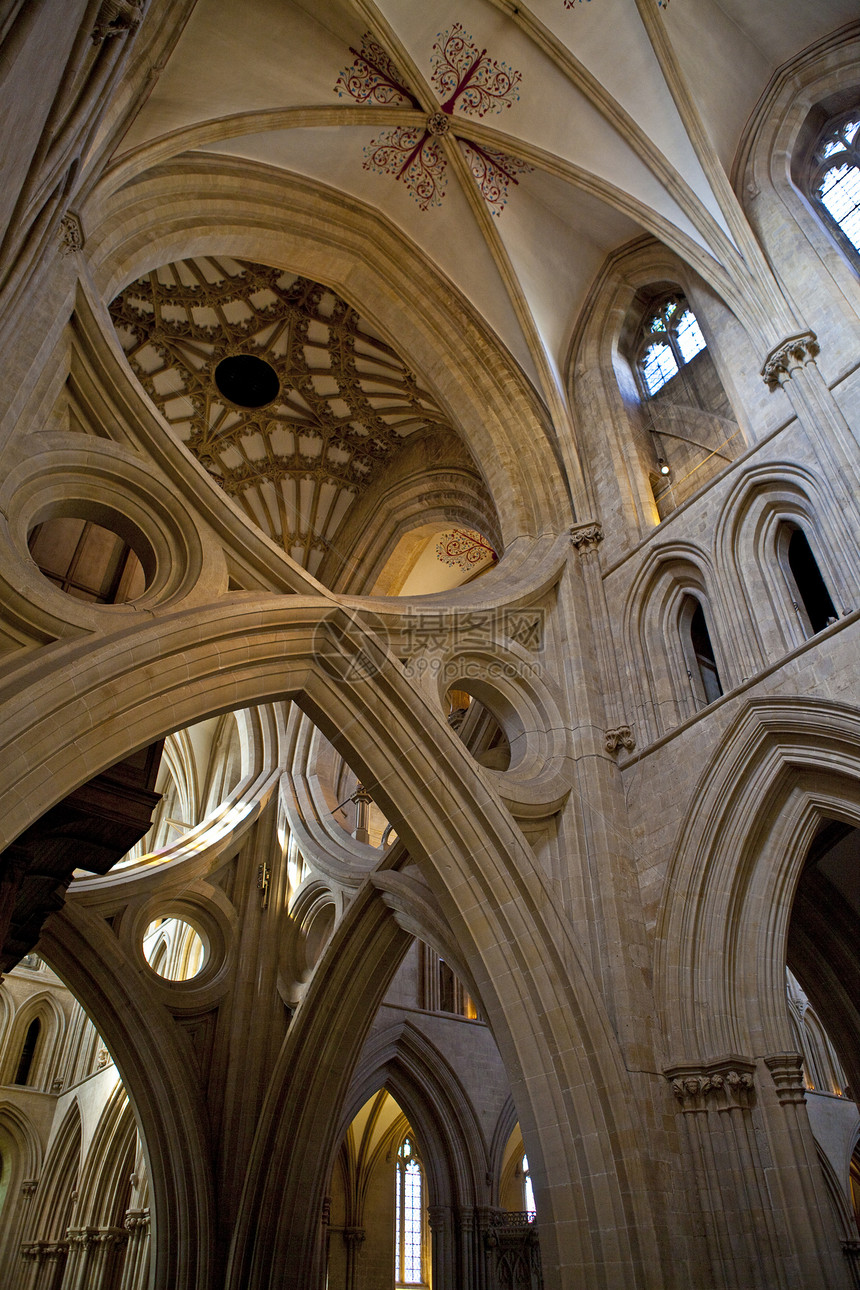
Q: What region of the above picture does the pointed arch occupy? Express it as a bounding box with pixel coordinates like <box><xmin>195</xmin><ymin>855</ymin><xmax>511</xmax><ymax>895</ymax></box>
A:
<box><xmin>25</xmin><ymin>1099</ymin><xmax>81</xmax><ymax>1244</ymax></box>
<box><xmin>0</xmin><ymin>1102</ymin><xmax>43</xmax><ymax>1281</ymax></box>
<box><xmin>4</xmin><ymin>604</ymin><xmax>669</xmax><ymax>1290</ymax></box>
<box><xmin>345</xmin><ymin>1018</ymin><xmax>490</xmax><ymax>1211</ymax></box>
<box><xmin>75</xmin><ymin>1080</ymin><xmax>138</xmax><ymax>1228</ymax></box>
<box><xmin>0</xmin><ymin>992</ymin><xmax>65</xmax><ymax>1090</ymax></box>
<box><xmin>655</xmin><ymin>696</ymin><xmax>860</xmax><ymax>1069</ymax></box>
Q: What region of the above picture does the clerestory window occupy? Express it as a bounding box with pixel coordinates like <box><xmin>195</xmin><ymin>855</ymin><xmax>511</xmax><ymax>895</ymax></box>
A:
<box><xmin>811</xmin><ymin>112</ymin><xmax>860</xmax><ymax>256</ymax></box>
<box><xmin>638</xmin><ymin>297</ymin><xmax>707</xmax><ymax>396</ymax></box>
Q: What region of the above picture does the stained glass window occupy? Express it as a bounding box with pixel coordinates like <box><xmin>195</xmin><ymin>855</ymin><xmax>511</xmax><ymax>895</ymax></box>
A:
<box><xmin>395</xmin><ymin>1136</ymin><xmax>426</xmax><ymax>1286</ymax></box>
<box><xmin>813</xmin><ymin>116</ymin><xmax>860</xmax><ymax>253</ymax></box>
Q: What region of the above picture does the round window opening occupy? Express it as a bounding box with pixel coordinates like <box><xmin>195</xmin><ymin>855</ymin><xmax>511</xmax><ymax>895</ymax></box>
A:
<box><xmin>214</xmin><ymin>354</ymin><xmax>280</xmax><ymax>408</ymax></box>
<box><xmin>143</xmin><ymin>917</ymin><xmax>206</xmax><ymax>981</ymax></box>
<box><xmin>28</xmin><ymin>517</ymin><xmax>147</xmax><ymax>604</ymax></box>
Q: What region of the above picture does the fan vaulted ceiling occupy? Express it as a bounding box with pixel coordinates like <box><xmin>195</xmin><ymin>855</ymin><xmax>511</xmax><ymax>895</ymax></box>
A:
<box><xmin>110</xmin><ymin>256</ymin><xmax>455</xmax><ymax>575</ymax></box>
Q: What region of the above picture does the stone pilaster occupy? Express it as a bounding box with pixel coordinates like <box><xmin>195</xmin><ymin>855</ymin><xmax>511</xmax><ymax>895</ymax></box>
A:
<box><xmin>427</xmin><ymin>1205</ymin><xmax>456</xmax><ymax>1290</ymax></box>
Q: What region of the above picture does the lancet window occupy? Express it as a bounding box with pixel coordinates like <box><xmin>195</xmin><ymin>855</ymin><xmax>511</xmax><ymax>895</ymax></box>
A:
<box><xmin>395</xmin><ymin>1135</ymin><xmax>427</xmax><ymax>1287</ymax></box>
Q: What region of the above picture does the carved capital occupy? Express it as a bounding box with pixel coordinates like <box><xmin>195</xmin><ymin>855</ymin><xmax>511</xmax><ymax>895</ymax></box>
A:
<box><xmin>22</xmin><ymin>1240</ymin><xmax>68</xmax><ymax>1262</ymax></box>
<box><xmin>21</xmin><ymin>1178</ymin><xmax>38</xmax><ymax>1198</ymax></box>
<box><xmin>341</xmin><ymin>1226</ymin><xmax>365</xmax><ymax>1249</ymax></box>
<box><xmin>761</xmin><ymin>331</ymin><xmax>819</xmax><ymax>391</ymax></box>
<box><xmin>427</xmin><ymin>1204</ymin><xmax>449</xmax><ymax>1231</ymax></box>
<box><xmin>124</xmin><ymin>1208</ymin><xmax>150</xmax><ymax>1233</ymax></box>
<box><xmin>67</xmin><ymin>1227</ymin><xmax>100</xmax><ymax>1248</ymax></box>
<box><xmin>666</xmin><ymin>1057</ymin><xmax>756</xmax><ymax>1111</ymax></box>
<box><xmin>570</xmin><ymin>522</ymin><xmax>604</xmax><ymax>555</ymax></box>
<box><xmin>605</xmin><ymin>725</ymin><xmax>635</xmax><ymax>754</ymax></box>
<box><xmin>321</xmin><ymin>1195</ymin><xmax>332</xmax><ymax>1226</ymax></box>
<box><xmin>58</xmin><ymin>212</ymin><xmax>83</xmax><ymax>256</ymax></box>
<box><xmin>764</xmin><ymin>1052</ymin><xmax>807</xmax><ymax>1105</ymax></box>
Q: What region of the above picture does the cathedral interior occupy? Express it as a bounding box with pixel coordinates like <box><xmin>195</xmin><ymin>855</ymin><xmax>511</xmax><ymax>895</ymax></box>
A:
<box><xmin>1</xmin><ymin>2</ymin><xmax>860</xmax><ymax>1288</ymax></box>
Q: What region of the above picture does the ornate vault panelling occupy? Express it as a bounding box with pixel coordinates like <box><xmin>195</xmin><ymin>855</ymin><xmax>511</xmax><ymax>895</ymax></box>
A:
<box><xmin>110</xmin><ymin>257</ymin><xmax>453</xmax><ymax>576</ymax></box>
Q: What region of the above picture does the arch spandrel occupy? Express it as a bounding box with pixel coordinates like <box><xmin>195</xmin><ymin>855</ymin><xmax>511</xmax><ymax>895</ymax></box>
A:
<box><xmin>2</xmin><ymin>601</ymin><xmax>667</xmax><ymax>1290</ymax></box>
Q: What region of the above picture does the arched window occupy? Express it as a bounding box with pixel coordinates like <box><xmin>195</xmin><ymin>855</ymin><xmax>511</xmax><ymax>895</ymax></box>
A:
<box><xmin>680</xmin><ymin>597</ymin><xmax>723</xmax><ymax>708</ymax></box>
<box><xmin>14</xmin><ymin>1018</ymin><xmax>41</xmax><ymax>1086</ymax></box>
<box><xmin>811</xmin><ymin>112</ymin><xmax>860</xmax><ymax>256</ymax></box>
<box><xmin>395</xmin><ymin>1135</ymin><xmax>427</xmax><ymax>1287</ymax></box>
<box><xmin>638</xmin><ymin>296</ymin><xmax>707</xmax><ymax>397</ymax></box>
<box><xmin>522</xmin><ymin>1153</ymin><xmax>536</xmax><ymax>1217</ymax></box>
<box><xmin>777</xmin><ymin>523</ymin><xmax>838</xmax><ymax>638</ymax></box>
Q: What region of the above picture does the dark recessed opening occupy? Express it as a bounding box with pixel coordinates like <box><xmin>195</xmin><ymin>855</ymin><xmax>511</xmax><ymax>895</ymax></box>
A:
<box><xmin>214</xmin><ymin>354</ymin><xmax>280</xmax><ymax>408</ymax></box>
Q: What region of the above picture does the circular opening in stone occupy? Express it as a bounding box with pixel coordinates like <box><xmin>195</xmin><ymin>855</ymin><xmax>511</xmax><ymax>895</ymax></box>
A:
<box><xmin>214</xmin><ymin>354</ymin><xmax>280</xmax><ymax>408</ymax></box>
<box><xmin>143</xmin><ymin>917</ymin><xmax>206</xmax><ymax>981</ymax></box>
<box><xmin>28</xmin><ymin>517</ymin><xmax>147</xmax><ymax>604</ymax></box>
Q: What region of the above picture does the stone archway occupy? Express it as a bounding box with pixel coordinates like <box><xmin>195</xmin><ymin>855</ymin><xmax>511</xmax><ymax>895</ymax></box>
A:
<box><xmin>3</xmin><ymin>602</ymin><xmax>668</xmax><ymax>1290</ymax></box>
<box><xmin>655</xmin><ymin>696</ymin><xmax>860</xmax><ymax>1290</ymax></box>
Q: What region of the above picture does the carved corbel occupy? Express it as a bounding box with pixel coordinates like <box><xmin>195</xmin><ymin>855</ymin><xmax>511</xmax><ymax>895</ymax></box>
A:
<box><xmin>605</xmin><ymin>725</ymin><xmax>635</xmax><ymax>754</ymax></box>
<box><xmin>91</xmin><ymin>0</ymin><xmax>146</xmax><ymax>43</ymax></box>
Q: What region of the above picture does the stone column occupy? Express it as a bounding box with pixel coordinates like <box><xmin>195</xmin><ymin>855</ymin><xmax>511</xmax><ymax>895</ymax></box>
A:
<box><xmin>60</xmin><ymin>1229</ymin><xmax>96</xmax><ymax>1290</ymax></box>
<box><xmin>21</xmin><ymin>1242</ymin><xmax>68</xmax><ymax>1290</ymax></box>
<box><xmin>666</xmin><ymin>1057</ymin><xmax>783</xmax><ymax>1289</ymax></box>
<box><xmin>569</xmin><ymin>522</ymin><xmax>634</xmax><ymax>742</ymax></box>
<box><xmin>761</xmin><ymin>332</ymin><xmax>860</xmax><ymax>549</ymax></box>
<box><xmin>762</xmin><ymin>1053</ymin><xmax>852</xmax><ymax>1289</ymax></box>
<box><xmin>118</xmin><ymin>1211</ymin><xmax>150</xmax><ymax>1290</ymax></box>
<box><xmin>340</xmin><ymin>1227</ymin><xmax>364</xmax><ymax>1290</ymax></box>
<box><xmin>427</xmin><ymin>1205</ymin><xmax>454</xmax><ymax>1290</ymax></box>
<box><xmin>88</xmin><ymin>1229</ymin><xmax>127</xmax><ymax>1290</ymax></box>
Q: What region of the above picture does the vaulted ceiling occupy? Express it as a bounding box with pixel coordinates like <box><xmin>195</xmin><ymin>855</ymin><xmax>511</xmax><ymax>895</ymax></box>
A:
<box><xmin>113</xmin><ymin>0</ymin><xmax>858</xmax><ymax>388</ymax></box>
<box><xmin>110</xmin><ymin>255</ymin><xmax>456</xmax><ymax>575</ymax></box>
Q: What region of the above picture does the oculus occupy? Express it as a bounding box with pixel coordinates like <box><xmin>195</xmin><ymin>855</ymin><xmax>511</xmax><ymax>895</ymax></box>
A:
<box><xmin>214</xmin><ymin>353</ymin><xmax>280</xmax><ymax>408</ymax></box>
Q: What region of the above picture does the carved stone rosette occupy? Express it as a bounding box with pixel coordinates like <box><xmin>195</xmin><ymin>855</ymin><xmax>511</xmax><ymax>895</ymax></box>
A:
<box><xmin>569</xmin><ymin>522</ymin><xmax>604</xmax><ymax>555</ymax></box>
<box><xmin>760</xmin><ymin>331</ymin><xmax>820</xmax><ymax>391</ymax></box>
<box><xmin>426</xmin><ymin>112</ymin><xmax>451</xmax><ymax>136</ymax></box>
<box><xmin>605</xmin><ymin>725</ymin><xmax>635</xmax><ymax>754</ymax></box>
